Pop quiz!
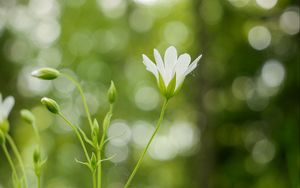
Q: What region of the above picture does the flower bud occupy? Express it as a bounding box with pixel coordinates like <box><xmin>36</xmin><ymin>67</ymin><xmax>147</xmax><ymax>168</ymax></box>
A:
<box><xmin>41</xmin><ymin>97</ymin><xmax>60</xmax><ymax>114</ymax></box>
<box><xmin>0</xmin><ymin>119</ymin><xmax>9</xmax><ymax>135</ymax></box>
<box><xmin>107</xmin><ymin>81</ymin><xmax>116</xmax><ymax>104</ymax></box>
<box><xmin>91</xmin><ymin>153</ymin><xmax>97</xmax><ymax>170</ymax></box>
<box><xmin>0</xmin><ymin>130</ymin><xmax>5</xmax><ymax>145</ymax></box>
<box><xmin>33</xmin><ymin>148</ymin><xmax>41</xmax><ymax>164</ymax></box>
<box><xmin>92</xmin><ymin>119</ymin><xmax>99</xmax><ymax>144</ymax></box>
<box><xmin>20</xmin><ymin>109</ymin><xmax>35</xmax><ymax>125</ymax></box>
<box><xmin>31</xmin><ymin>68</ymin><xmax>60</xmax><ymax>80</ymax></box>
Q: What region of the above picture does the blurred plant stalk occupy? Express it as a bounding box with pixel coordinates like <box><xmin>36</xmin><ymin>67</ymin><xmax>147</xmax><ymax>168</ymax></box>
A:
<box><xmin>34</xmin><ymin>68</ymin><xmax>117</xmax><ymax>188</ymax></box>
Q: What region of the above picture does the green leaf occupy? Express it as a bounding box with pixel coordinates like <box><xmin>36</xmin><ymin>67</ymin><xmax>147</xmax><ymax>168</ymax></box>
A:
<box><xmin>78</xmin><ymin>127</ymin><xmax>94</xmax><ymax>147</ymax></box>
<box><xmin>165</xmin><ymin>74</ymin><xmax>176</xmax><ymax>99</ymax></box>
<box><xmin>158</xmin><ymin>73</ymin><xmax>167</xmax><ymax>96</ymax></box>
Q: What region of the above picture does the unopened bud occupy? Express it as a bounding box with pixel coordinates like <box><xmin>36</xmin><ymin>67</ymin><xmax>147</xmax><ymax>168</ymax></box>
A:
<box><xmin>20</xmin><ymin>109</ymin><xmax>35</xmax><ymax>125</ymax></box>
<box><xmin>92</xmin><ymin>119</ymin><xmax>99</xmax><ymax>144</ymax></box>
<box><xmin>91</xmin><ymin>153</ymin><xmax>97</xmax><ymax>170</ymax></box>
<box><xmin>107</xmin><ymin>81</ymin><xmax>116</xmax><ymax>104</ymax></box>
<box><xmin>33</xmin><ymin>148</ymin><xmax>41</xmax><ymax>164</ymax></box>
<box><xmin>31</xmin><ymin>68</ymin><xmax>60</xmax><ymax>80</ymax></box>
<box><xmin>41</xmin><ymin>97</ymin><xmax>60</xmax><ymax>114</ymax></box>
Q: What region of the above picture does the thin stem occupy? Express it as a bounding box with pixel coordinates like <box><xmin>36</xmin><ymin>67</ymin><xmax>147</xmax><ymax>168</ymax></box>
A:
<box><xmin>61</xmin><ymin>73</ymin><xmax>93</xmax><ymax>130</ymax></box>
<box><xmin>31</xmin><ymin>121</ymin><xmax>42</xmax><ymax>188</ymax></box>
<box><xmin>97</xmin><ymin>104</ymin><xmax>113</xmax><ymax>188</ymax></box>
<box><xmin>93</xmin><ymin>172</ymin><xmax>97</xmax><ymax>188</ymax></box>
<box><xmin>97</xmin><ymin>151</ymin><xmax>101</xmax><ymax>188</ymax></box>
<box><xmin>124</xmin><ymin>99</ymin><xmax>169</xmax><ymax>188</ymax></box>
<box><xmin>32</xmin><ymin>121</ymin><xmax>41</xmax><ymax>145</ymax></box>
<box><xmin>37</xmin><ymin>174</ymin><xmax>41</xmax><ymax>188</ymax></box>
<box><xmin>1</xmin><ymin>143</ymin><xmax>19</xmax><ymax>183</ymax></box>
<box><xmin>58</xmin><ymin>113</ymin><xmax>91</xmax><ymax>163</ymax></box>
<box><xmin>6</xmin><ymin>135</ymin><xmax>29</xmax><ymax>188</ymax></box>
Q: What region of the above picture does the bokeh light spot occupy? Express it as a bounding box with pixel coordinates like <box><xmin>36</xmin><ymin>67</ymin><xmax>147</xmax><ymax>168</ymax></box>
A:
<box><xmin>252</xmin><ymin>139</ymin><xmax>275</xmax><ymax>164</ymax></box>
<box><xmin>227</xmin><ymin>0</ymin><xmax>250</xmax><ymax>8</ymax></box>
<box><xmin>256</xmin><ymin>0</ymin><xmax>277</xmax><ymax>9</ymax></box>
<box><xmin>279</xmin><ymin>9</ymin><xmax>300</xmax><ymax>35</ymax></box>
<box><xmin>261</xmin><ymin>60</ymin><xmax>285</xmax><ymax>88</ymax></box>
<box><xmin>108</xmin><ymin>120</ymin><xmax>132</xmax><ymax>146</ymax></box>
<box><xmin>135</xmin><ymin>86</ymin><xmax>160</xmax><ymax>111</ymax></box>
<box><xmin>164</xmin><ymin>21</ymin><xmax>189</xmax><ymax>45</ymax></box>
<box><xmin>232</xmin><ymin>76</ymin><xmax>255</xmax><ymax>100</ymax></box>
<box><xmin>248</xmin><ymin>26</ymin><xmax>271</xmax><ymax>50</ymax></box>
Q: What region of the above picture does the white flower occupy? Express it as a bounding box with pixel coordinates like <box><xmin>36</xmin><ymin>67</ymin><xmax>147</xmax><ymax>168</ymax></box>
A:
<box><xmin>0</xmin><ymin>93</ymin><xmax>15</xmax><ymax>123</ymax></box>
<box><xmin>142</xmin><ymin>46</ymin><xmax>202</xmax><ymax>98</ymax></box>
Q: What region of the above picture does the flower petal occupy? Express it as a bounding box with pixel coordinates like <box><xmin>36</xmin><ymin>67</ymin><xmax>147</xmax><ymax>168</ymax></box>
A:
<box><xmin>164</xmin><ymin>46</ymin><xmax>177</xmax><ymax>84</ymax></box>
<box><xmin>185</xmin><ymin>54</ymin><xmax>202</xmax><ymax>76</ymax></box>
<box><xmin>142</xmin><ymin>54</ymin><xmax>158</xmax><ymax>79</ymax></box>
<box><xmin>2</xmin><ymin>96</ymin><xmax>15</xmax><ymax>119</ymax></box>
<box><xmin>175</xmin><ymin>53</ymin><xmax>191</xmax><ymax>89</ymax></box>
<box><xmin>154</xmin><ymin>49</ymin><xmax>165</xmax><ymax>75</ymax></box>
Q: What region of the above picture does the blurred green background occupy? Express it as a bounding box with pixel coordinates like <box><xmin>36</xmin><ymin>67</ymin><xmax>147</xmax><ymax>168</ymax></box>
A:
<box><xmin>0</xmin><ymin>0</ymin><xmax>299</xmax><ymax>187</ymax></box>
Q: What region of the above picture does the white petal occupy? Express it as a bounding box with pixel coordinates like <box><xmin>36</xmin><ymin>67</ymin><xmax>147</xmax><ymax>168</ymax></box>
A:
<box><xmin>164</xmin><ymin>46</ymin><xmax>177</xmax><ymax>84</ymax></box>
<box><xmin>2</xmin><ymin>96</ymin><xmax>15</xmax><ymax>119</ymax></box>
<box><xmin>142</xmin><ymin>54</ymin><xmax>158</xmax><ymax>79</ymax></box>
<box><xmin>185</xmin><ymin>54</ymin><xmax>202</xmax><ymax>76</ymax></box>
<box><xmin>154</xmin><ymin>49</ymin><xmax>165</xmax><ymax>75</ymax></box>
<box><xmin>175</xmin><ymin>53</ymin><xmax>191</xmax><ymax>89</ymax></box>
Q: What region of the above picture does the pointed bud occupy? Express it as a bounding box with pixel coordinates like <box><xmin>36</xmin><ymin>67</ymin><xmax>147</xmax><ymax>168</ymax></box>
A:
<box><xmin>20</xmin><ymin>109</ymin><xmax>35</xmax><ymax>125</ymax></box>
<box><xmin>92</xmin><ymin>119</ymin><xmax>99</xmax><ymax>144</ymax></box>
<box><xmin>107</xmin><ymin>81</ymin><xmax>116</xmax><ymax>104</ymax></box>
<box><xmin>31</xmin><ymin>68</ymin><xmax>60</xmax><ymax>80</ymax></box>
<box><xmin>0</xmin><ymin>119</ymin><xmax>9</xmax><ymax>135</ymax></box>
<box><xmin>93</xmin><ymin>119</ymin><xmax>99</xmax><ymax>134</ymax></box>
<box><xmin>91</xmin><ymin>153</ymin><xmax>97</xmax><ymax>170</ymax></box>
<box><xmin>0</xmin><ymin>130</ymin><xmax>5</xmax><ymax>145</ymax></box>
<box><xmin>41</xmin><ymin>97</ymin><xmax>60</xmax><ymax>114</ymax></box>
<box><xmin>33</xmin><ymin>148</ymin><xmax>41</xmax><ymax>164</ymax></box>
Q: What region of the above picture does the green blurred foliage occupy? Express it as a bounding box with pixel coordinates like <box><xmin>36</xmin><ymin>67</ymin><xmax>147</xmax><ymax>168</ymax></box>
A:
<box><xmin>0</xmin><ymin>0</ymin><xmax>299</xmax><ymax>187</ymax></box>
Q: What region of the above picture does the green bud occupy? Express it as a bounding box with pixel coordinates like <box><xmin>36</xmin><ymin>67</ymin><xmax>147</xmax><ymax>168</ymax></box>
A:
<box><xmin>91</xmin><ymin>153</ymin><xmax>97</xmax><ymax>170</ymax></box>
<box><xmin>0</xmin><ymin>119</ymin><xmax>9</xmax><ymax>135</ymax></box>
<box><xmin>31</xmin><ymin>68</ymin><xmax>60</xmax><ymax>80</ymax></box>
<box><xmin>0</xmin><ymin>130</ymin><xmax>5</xmax><ymax>145</ymax></box>
<box><xmin>33</xmin><ymin>148</ymin><xmax>41</xmax><ymax>164</ymax></box>
<box><xmin>107</xmin><ymin>81</ymin><xmax>116</xmax><ymax>104</ymax></box>
<box><xmin>20</xmin><ymin>109</ymin><xmax>35</xmax><ymax>125</ymax></box>
<box><xmin>92</xmin><ymin>119</ymin><xmax>99</xmax><ymax>145</ymax></box>
<box><xmin>41</xmin><ymin>97</ymin><xmax>60</xmax><ymax>114</ymax></box>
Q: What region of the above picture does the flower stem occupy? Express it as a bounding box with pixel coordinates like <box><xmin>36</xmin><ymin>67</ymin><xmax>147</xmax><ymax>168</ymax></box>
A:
<box><xmin>93</xmin><ymin>172</ymin><xmax>97</xmax><ymax>188</ymax></box>
<box><xmin>97</xmin><ymin>104</ymin><xmax>113</xmax><ymax>188</ymax></box>
<box><xmin>37</xmin><ymin>174</ymin><xmax>41</xmax><ymax>188</ymax></box>
<box><xmin>61</xmin><ymin>73</ymin><xmax>93</xmax><ymax>130</ymax></box>
<box><xmin>124</xmin><ymin>99</ymin><xmax>169</xmax><ymax>188</ymax></box>
<box><xmin>6</xmin><ymin>135</ymin><xmax>29</xmax><ymax>188</ymax></box>
<box><xmin>1</xmin><ymin>143</ymin><xmax>19</xmax><ymax>185</ymax></box>
<box><xmin>58</xmin><ymin>113</ymin><xmax>91</xmax><ymax>163</ymax></box>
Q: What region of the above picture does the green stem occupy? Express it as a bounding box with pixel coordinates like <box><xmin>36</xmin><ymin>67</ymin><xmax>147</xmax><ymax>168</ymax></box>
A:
<box><xmin>93</xmin><ymin>172</ymin><xmax>97</xmax><ymax>188</ymax></box>
<box><xmin>37</xmin><ymin>174</ymin><xmax>41</xmax><ymax>188</ymax></box>
<box><xmin>31</xmin><ymin>121</ymin><xmax>42</xmax><ymax>188</ymax></box>
<box><xmin>97</xmin><ymin>104</ymin><xmax>113</xmax><ymax>188</ymax></box>
<box><xmin>6</xmin><ymin>135</ymin><xmax>29</xmax><ymax>188</ymax></box>
<box><xmin>61</xmin><ymin>73</ymin><xmax>93</xmax><ymax>130</ymax></box>
<box><xmin>97</xmin><ymin>151</ymin><xmax>101</xmax><ymax>188</ymax></box>
<box><xmin>124</xmin><ymin>99</ymin><xmax>169</xmax><ymax>188</ymax></box>
<box><xmin>1</xmin><ymin>143</ymin><xmax>19</xmax><ymax>184</ymax></box>
<box><xmin>58</xmin><ymin>113</ymin><xmax>91</xmax><ymax>163</ymax></box>
<box><xmin>32</xmin><ymin>121</ymin><xmax>41</xmax><ymax>145</ymax></box>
